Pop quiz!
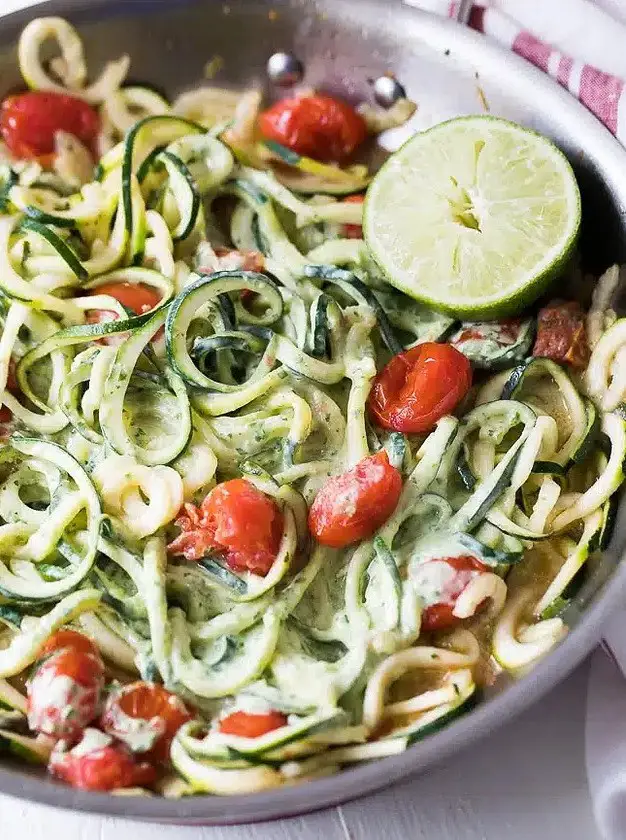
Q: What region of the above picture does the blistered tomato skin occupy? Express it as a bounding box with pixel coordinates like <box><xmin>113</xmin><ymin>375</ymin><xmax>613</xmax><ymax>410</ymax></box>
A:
<box><xmin>101</xmin><ymin>681</ymin><xmax>192</xmax><ymax>764</ymax></box>
<box><xmin>86</xmin><ymin>281</ymin><xmax>161</xmax><ymax>323</ymax></box>
<box><xmin>219</xmin><ymin>710</ymin><xmax>288</xmax><ymax>738</ymax></box>
<box><xmin>533</xmin><ymin>300</ymin><xmax>589</xmax><ymax>368</ymax></box>
<box><xmin>40</xmin><ymin>628</ymin><xmax>100</xmax><ymax>659</ymax></box>
<box><xmin>258</xmin><ymin>94</ymin><xmax>367</xmax><ymax>162</ymax></box>
<box><xmin>0</xmin><ymin>91</ymin><xmax>100</xmax><ymax>160</ymax></box>
<box><xmin>27</xmin><ymin>646</ymin><xmax>105</xmax><ymax>740</ymax></box>
<box><xmin>168</xmin><ymin>479</ymin><xmax>284</xmax><ymax>576</ymax></box>
<box><xmin>49</xmin><ymin>732</ymin><xmax>156</xmax><ymax>791</ymax></box>
<box><xmin>419</xmin><ymin>556</ymin><xmax>487</xmax><ymax>632</ymax></box>
<box><xmin>368</xmin><ymin>342</ymin><xmax>472</xmax><ymax>434</ymax></box>
<box><xmin>308</xmin><ymin>451</ymin><xmax>402</xmax><ymax>548</ymax></box>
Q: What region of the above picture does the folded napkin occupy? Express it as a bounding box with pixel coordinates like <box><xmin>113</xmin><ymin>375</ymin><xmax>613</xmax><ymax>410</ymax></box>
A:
<box><xmin>405</xmin><ymin>0</ymin><xmax>626</xmax><ymax>142</ymax></box>
<box><xmin>407</xmin><ymin>2</ymin><xmax>626</xmax><ymax>838</ymax></box>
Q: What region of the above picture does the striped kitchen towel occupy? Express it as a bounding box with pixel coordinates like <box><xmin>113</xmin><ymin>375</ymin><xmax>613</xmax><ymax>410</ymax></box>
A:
<box><xmin>445</xmin><ymin>2</ymin><xmax>626</xmax><ymax>141</ymax></box>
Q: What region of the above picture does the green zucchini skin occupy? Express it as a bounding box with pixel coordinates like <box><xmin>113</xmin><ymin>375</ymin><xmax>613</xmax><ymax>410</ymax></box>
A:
<box><xmin>304</xmin><ymin>264</ymin><xmax>403</xmax><ymax>355</ymax></box>
<box><xmin>18</xmin><ymin>218</ymin><xmax>88</xmax><ymax>280</ymax></box>
<box><xmin>449</xmin><ymin>318</ymin><xmax>535</xmax><ymax>370</ymax></box>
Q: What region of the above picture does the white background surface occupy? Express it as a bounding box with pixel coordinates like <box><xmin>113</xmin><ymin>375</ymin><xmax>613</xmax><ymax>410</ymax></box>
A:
<box><xmin>0</xmin><ymin>0</ymin><xmax>607</xmax><ymax>837</ymax></box>
<box><xmin>0</xmin><ymin>664</ymin><xmax>601</xmax><ymax>840</ymax></box>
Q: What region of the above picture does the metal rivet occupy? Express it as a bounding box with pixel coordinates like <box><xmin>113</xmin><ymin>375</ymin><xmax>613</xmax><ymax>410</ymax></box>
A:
<box><xmin>266</xmin><ymin>52</ymin><xmax>304</xmax><ymax>87</ymax></box>
<box><xmin>373</xmin><ymin>75</ymin><xmax>407</xmax><ymax>107</ymax></box>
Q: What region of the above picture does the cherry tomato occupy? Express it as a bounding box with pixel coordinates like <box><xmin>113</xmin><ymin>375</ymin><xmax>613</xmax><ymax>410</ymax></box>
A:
<box><xmin>418</xmin><ymin>556</ymin><xmax>487</xmax><ymax>632</ymax></box>
<box><xmin>167</xmin><ymin>479</ymin><xmax>284</xmax><ymax>576</ymax></box>
<box><xmin>86</xmin><ymin>282</ymin><xmax>162</xmax><ymax>344</ymax></box>
<box><xmin>340</xmin><ymin>194</ymin><xmax>365</xmax><ymax>239</ymax></box>
<box><xmin>0</xmin><ymin>91</ymin><xmax>99</xmax><ymax>161</ymax></box>
<box><xmin>49</xmin><ymin>732</ymin><xmax>156</xmax><ymax>792</ymax></box>
<box><xmin>40</xmin><ymin>628</ymin><xmax>100</xmax><ymax>660</ymax></box>
<box><xmin>308</xmin><ymin>451</ymin><xmax>402</xmax><ymax>548</ymax></box>
<box><xmin>101</xmin><ymin>681</ymin><xmax>192</xmax><ymax>764</ymax></box>
<box><xmin>219</xmin><ymin>710</ymin><xmax>288</xmax><ymax>738</ymax></box>
<box><xmin>258</xmin><ymin>94</ymin><xmax>367</xmax><ymax>163</ymax></box>
<box><xmin>86</xmin><ymin>281</ymin><xmax>161</xmax><ymax>323</ymax></box>
<box><xmin>368</xmin><ymin>342</ymin><xmax>472</xmax><ymax>435</ymax></box>
<box><xmin>27</xmin><ymin>645</ymin><xmax>105</xmax><ymax>740</ymax></box>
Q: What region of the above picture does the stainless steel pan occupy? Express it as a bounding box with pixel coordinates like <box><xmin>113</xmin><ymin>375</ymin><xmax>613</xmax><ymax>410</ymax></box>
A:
<box><xmin>1</xmin><ymin>0</ymin><xmax>626</xmax><ymax>824</ymax></box>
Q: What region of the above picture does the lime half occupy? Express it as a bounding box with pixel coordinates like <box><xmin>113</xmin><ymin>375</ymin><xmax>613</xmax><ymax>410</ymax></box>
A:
<box><xmin>364</xmin><ymin>116</ymin><xmax>581</xmax><ymax>318</ymax></box>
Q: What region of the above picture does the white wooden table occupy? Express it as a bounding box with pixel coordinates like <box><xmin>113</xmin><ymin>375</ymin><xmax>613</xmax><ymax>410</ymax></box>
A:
<box><xmin>0</xmin><ymin>662</ymin><xmax>601</xmax><ymax>840</ymax></box>
<box><xmin>0</xmin><ymin>1</ymin><xmax>604</xmax><ymax>837</ymax></box>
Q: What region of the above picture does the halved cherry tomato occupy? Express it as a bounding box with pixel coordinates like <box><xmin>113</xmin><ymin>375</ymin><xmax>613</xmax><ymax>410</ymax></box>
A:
<box><xmin>86</xmin><ymin>282</ymin><xmax>162</xmax><ymax>344</ymax></box>
<box><xmin>167</xmin><ymin>479</ymin><xmax>284</xmax><ymax>576</ymax></box>
<box><xmin>101</xmin><ymin>681</ymin><xmax>192</xmax><ymax>764</ymax></box>
<box><xmin>40</xmin><ymin>628</ymin><xmax>100</xmax><ymax>660</ymax></box>
<box><xmin>258</xmin><ymin>94</ymin><xmax>367</xmax><ymax>163</ymax></box>
<box><xmin>86</xmin><ymin>281</ymin><xmax>161</xmax><ymax>322</ymax></box>
<box><xmin>368</xmin><ymin>342</ymin><xmax>472</xmax><ymax>434</ymax></box>
<box><xmin>0</xmin><ymin>91</ymin><xmax>99</xmax><ymax>161</ymax></box>
<box><xmin>418</xmin><ymin>556</ymin><xmax>487</xmax><ymax>632</ymax></box>
<box><xmin>49</xmin><ymin>732</ymin><xmax>156</xmax><ymax>792</ymax></box>
<box><xmin>341</xmin><ymin>194</ymin><xmax>365</xmax><ymax>239</ymax></box>
<box><xmin>219</xmin><ymin>710</ymin><xmax>288</xmax><ymax>738</ymax></box>
<box><xmin>27</xmin><ymin>644</ymin><xmax>105</xmax><ymax>740</ymax></box>
<box><xmin>308</xmin><ymin>451</ymin><xmax>402</xmax><ymax>548</ymax></box>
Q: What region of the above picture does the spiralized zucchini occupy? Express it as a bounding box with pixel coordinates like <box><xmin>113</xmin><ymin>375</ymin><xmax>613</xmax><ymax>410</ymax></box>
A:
<box><xmin>0</xmin><ymin>13</ymin><xmax>622</xmax><ymax>798</ymax></box>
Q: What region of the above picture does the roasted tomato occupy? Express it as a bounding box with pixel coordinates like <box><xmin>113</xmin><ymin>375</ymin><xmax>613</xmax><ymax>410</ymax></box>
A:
<box><xmin>219</xmin><ymin>710</ymin><xmax>288</xmax><ymax>738</ymax></box>
<box><xmin>86</xmin><ymin>281</ymin><xmax>161</xmax><ymax>324</ymax></box>
<box><xmin>308</xmin><ymin>451</ymin><xmax>402</xmax><ymax>548</ymax></box>
<box><xmin>49</xmin><ymin>729</ymin><xmax>156</xmax><ymax>791</ymax></box>
<box><xmin>101</xmin><ymin>681</ymin><xmax>192</xmax><ymax>764</ymax></box>
<box><xmin>27</xmin><ymin>633</ymin><xmax>105</xmax><ymax>740</ymax></box>
<box><xmin>368</xmin><ymin>342</ymin><xmax>472</xmax><ymax>434</ymax></box>
<box><xmin>415</xmin><ymin>556</ymin><xmax>487</xmax><ymax>632</ymax></box>
<box><xmin>40</xmin><ymin>628</ymin><xmax>100</xmax><ymax>659</ymax></box>
<box><xmin>340</xmin><ymin>194</ymin><xmax>365</xmax><ymax>239</ymax></box>
<box><xmin>258</xmin><ymin>94</ymin><xmax>367</xmax><ymax>162</ymax></box>
<box><xmin>167</xmin><ymin>479</ymin><xmax>284</xmax><ymax>576</ymax></box>
<box><xmin>532</xmin><ymin>300</ymin><xmax>589</xmax><ymax>368</ymax></box>
<box><xmin>0</xmin><ymin>91</ymin><xmax>99</xmax><ymax>161</ymax></box>
<box><xmin>86</xmin><ymin>282</ymin><xmax>162</xmax><ymax>344</ymax></box>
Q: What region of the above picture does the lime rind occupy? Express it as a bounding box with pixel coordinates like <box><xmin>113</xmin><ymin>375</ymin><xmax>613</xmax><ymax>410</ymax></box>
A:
<box><xmin>364</xmin><ymin>115</ymin><xmax>581</xmax><ymax>319</ymax></box>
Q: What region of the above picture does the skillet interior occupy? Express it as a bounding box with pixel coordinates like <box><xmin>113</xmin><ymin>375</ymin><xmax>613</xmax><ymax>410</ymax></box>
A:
<box><xmin>0</xmin><ymin>0</ymin><xmax>625</xmax><ymax>824</ymax></box>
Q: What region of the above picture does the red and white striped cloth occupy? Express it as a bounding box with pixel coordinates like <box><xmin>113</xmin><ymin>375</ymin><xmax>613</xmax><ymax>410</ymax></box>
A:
<box><xmin>448</xmin><ymin>2</ymin><xmax>626</xmax><ymax>140</ymax></box>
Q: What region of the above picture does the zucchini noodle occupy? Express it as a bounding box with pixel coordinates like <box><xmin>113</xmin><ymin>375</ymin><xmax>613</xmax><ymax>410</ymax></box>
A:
<box><xmin>0</xmin><ymin>13</ymin><xmax>622</xmax><ymax>797</ymax></box>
